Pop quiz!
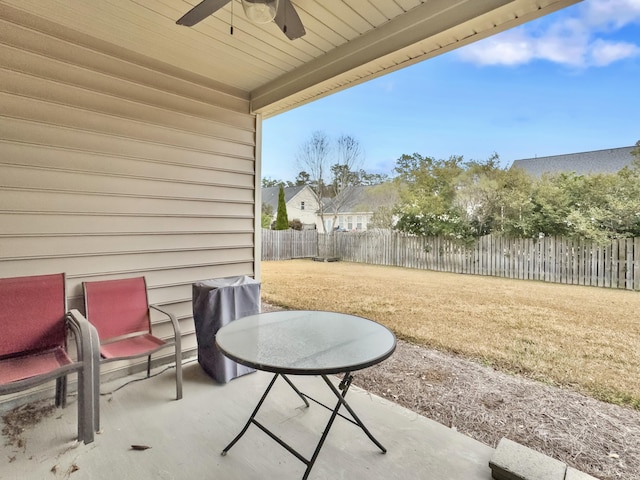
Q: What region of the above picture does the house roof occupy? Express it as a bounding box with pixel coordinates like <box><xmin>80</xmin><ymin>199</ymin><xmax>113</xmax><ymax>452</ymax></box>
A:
<box><xmin>323</xmin><ymin>185</ymin><xmax>373</xmax><ymax>214</ymax></box>
<box><xmin>1</xmin><ymin>0</ymin><xmax>580</xmax><ymax>119</ymax></box>
<box><xmin>261</xmin><ymin>185</ymin><xmax>308</xmax><ymax>210</ymax></box>
<box><xmin>511</xmin><ymin>146</ymin><xmax>637</xmax><ymax>177</ymax></box>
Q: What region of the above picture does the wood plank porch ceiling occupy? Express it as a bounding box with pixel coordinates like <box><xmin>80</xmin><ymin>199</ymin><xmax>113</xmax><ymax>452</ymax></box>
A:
<box><xmin>0</xmin><ymin>0</ymin><xmax>580</xmax><ymax>117</ymax></box>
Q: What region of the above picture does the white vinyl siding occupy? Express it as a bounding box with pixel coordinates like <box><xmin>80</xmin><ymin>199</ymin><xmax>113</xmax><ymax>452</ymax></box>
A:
<box><xmin>286</xmin><ymin>187</ymin><xmax>319</xmax><ymax>227</ymax></box>
<box><xmin>0</xmin><ymin>14</ymin><xmax>257</xmax><ymax>388</ymax></box>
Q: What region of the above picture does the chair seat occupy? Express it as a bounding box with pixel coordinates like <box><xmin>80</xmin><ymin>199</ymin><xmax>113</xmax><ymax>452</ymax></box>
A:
<box><xmin>0</xmin><ymin>347</ymin><xmax>72</xmax><ymax>384</ymax></box>
<box><xmin>100</xmin><ymin>334</ymin><xmax>166</xmax><ymax>359</ymax></box>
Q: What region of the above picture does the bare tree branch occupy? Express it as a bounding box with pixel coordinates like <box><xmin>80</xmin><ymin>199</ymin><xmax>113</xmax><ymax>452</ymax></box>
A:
<box><xmin>296</xmin><ymin>131</ymin><xmax>331</xmax><ymax>232</ymax></box>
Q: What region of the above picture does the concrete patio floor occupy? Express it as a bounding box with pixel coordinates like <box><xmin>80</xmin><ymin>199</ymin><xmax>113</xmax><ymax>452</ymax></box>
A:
<box><xmin>1</xmin><ymin>361</ymin><xmax>494</xmax><ymax>480</ymax></box>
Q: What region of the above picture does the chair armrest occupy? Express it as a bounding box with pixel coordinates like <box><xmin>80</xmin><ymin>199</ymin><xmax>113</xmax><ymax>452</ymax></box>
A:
<box><xmin>150</xmin><ymin>304</ymin><xmax>182</xmax><ymax>339</ymax></box>
<box><xmin>149</xmin><ymin>304</ymin><xmax>183</xmax><ymax>400</ymax></box>
<box><xmin>66</xmin><ymin>309</ymin><xmax>99</xmax><ymax>364</ymax></box>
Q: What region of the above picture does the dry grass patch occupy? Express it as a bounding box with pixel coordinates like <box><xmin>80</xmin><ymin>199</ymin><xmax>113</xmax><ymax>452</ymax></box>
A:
<box><xmin>261</xmin><ymin>260</ymin><xmax>640</xmax><ymax>408</ymax></box>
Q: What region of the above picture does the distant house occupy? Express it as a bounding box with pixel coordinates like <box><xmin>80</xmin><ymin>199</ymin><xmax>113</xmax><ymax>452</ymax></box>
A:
<box><xmin>321</xmin><ymin>186</ymin><xmax>375</xmax><ymax>233</ymax></box>
<box><xmin>263</xmin><ymin>183</ymin><xmax>399</xmax><ymax>232</ymax></box>
<box><xmin>511</xmin><ymin>146</ymin><xmax>636</xmax><ymax>177</ymax></box>
<box><xmin>261</xmin><ymin>185</ymin><xmax>319</xmax><ymax>229</ymax></box>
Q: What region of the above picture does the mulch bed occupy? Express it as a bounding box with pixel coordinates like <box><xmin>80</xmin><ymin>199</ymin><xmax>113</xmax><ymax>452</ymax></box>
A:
<box><xmin>354</xmin><ymin>339</ymin><xmax>640</xmax><ymax>480</ymax></box>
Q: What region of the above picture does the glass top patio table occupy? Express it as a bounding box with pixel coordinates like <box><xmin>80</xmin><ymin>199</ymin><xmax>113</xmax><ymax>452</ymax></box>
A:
<box><xmin>216</xmin><ymin>310</ymin><xmax>397</xmax><ymax>480</ymax></box>
<box><xmin>215</xmin><ymin>310</ymin><xmax>396</xmax><ymax>375</ymax></box>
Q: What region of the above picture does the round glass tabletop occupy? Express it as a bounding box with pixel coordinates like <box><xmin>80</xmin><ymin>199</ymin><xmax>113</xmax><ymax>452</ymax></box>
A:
<box><xmin>216</xmin><ymin>310</ymin><xmax>396</xmax><ymax>375</ymax></box>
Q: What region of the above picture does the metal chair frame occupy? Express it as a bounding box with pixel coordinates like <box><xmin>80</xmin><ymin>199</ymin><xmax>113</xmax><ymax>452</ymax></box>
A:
<box><xmin>83</xmin><ymin>276</ymin><xmax>182</xmax><ymax>431</ymax></box>
<box><xmin>0</xmin><ymin>273</ymin><xmax>98</xmax><ymax>444</ymax></box>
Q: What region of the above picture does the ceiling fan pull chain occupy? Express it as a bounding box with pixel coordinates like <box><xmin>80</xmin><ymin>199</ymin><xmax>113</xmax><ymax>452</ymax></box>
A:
<box><xmin>283</xmin><ymin>2</ymin><xmax>287</xmax><ymax>34</ymax></box>
<box><xmin>230</xmin><ymin>0</ymin><xmax>234</xmax><ymax>35</ymax></box>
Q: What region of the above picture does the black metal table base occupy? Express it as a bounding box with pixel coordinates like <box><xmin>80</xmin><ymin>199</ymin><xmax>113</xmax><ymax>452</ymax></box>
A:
<box><xmin>221</xmin><ymin>372</ymin><xmax>386</xmax><ymax>480</ymax></box>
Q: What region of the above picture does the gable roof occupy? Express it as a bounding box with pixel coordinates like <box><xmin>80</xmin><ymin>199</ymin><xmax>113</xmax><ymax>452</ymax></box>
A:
<box><xmin>511</xmin><ymin>146</ymin><xmax>637</xmax><ymax>177</ymax></box>
<box><xmin>323</xmin><ymin>186</ymin><xmax>373</xmax><ymax>214</ymax></box>
<box><xmin>261</xmin><ymin>185</ymin><xmax>309</xmax><ymax>211</ymax></box>
<box><xmin>2</xmin><ymin>1</ymin><xmax>581</xmax><ymax>118</ymax></box>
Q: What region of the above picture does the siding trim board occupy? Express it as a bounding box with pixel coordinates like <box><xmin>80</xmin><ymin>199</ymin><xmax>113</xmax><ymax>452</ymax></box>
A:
<box><xmin>0</xmin><ymin>141</ymin><xmax>256</xmax><ymax>175</ymax></box>
<box><xmin>0</xmin><ymin>108</ymin><xmax>255</xmax><ymax>158</ymax></box>
<box><xmin>1</xmin><ymin>117</ymin><xmax>256</xmax><ymax>164</ymax></box>
<box><xmin>0</xmin><ymin>161</ymin><xmax>256</xmax><ymax>191</ymax></box>
<box><xmin>0</xmin><ymin>69</ymin><xmax>255</xmax><ymax>142</ymax></box>
<box><xmin>0</xmin><ymin>188</ymin><xmax>256</xmax><ymax>213</ymax></box>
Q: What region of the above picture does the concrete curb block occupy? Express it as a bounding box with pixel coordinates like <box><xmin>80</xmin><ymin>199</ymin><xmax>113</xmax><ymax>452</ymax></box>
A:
<box><xmin>489</xmin><ymin>438</ymin><xmax>600</xmax><ymax>480</ymax></box>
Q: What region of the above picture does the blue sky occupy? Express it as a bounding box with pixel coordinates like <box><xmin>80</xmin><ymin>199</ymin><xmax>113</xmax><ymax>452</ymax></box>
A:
<box><xmin>262</xmin><ymin>0</ymin><xmax>640</xmax><ymax>181</ymax></box>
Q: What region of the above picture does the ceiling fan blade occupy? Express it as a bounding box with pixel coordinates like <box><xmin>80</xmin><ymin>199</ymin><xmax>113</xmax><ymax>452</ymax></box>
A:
<box><xmin>274</xmin><ymin>0</ymin><xmax>306</xmax><ymax>40</ymax></box>
<box><xmin>176</xmin><ymin>0</ymin><xmax>230</xmax><ymax>26</ymax></box>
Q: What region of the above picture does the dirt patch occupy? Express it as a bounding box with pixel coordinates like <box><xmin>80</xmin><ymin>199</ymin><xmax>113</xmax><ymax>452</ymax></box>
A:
<box><xmin>2</xmin><ymin>400</ymin><xmax>57</xmax><ymax>451</ymax></box>
<box><xmin>263</xmin><ymin>302</ymin><xmax>640</xmax><ymax>480</ymax></box>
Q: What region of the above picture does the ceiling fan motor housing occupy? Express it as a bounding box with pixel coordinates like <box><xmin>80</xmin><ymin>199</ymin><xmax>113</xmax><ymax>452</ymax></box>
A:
<box><xmin>242</xmin><ymin>0</ymin><xmax>279</xmax><ymax>24</ymax></box>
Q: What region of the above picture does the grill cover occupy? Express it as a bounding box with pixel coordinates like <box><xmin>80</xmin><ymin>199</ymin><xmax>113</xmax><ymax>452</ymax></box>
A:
<box><xmin>192</xmin><ymin>276</ymin><xmax>260</xmax><ymax>383</ymax></box>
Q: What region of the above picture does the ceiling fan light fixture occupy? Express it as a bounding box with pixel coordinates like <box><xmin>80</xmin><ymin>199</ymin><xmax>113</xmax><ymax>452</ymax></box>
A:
<box><xmin>241</xmin><ymin>0</ymin><xmax>279</xmax><ymax>24</ymax></box>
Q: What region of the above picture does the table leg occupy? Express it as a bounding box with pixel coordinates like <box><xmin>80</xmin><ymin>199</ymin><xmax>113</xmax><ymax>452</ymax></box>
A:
<box><xmin>222</xmin><ymin>372</ymin><xmax>387</xmax><ymax>480</ymax></box>
<box><xmin>321</xmin><ymin>373</ymin><xmax>387</xmax><ymax>453</ymax></box>
<box><xmin>221</xmin><ymin>373</ymin><xmax>279</xmax><ymax>455</ymax></box>
<box><xmin>221</xmin><ymin>372</ymin><xmax>310</xmax><ymax>456</ymax></box>
<box><xmin>281</xmin><ymin>374</ymin><xmax>310</xmax><ymax>408</ymax></box>
<box><xmin>300</xmin><ymin>373</ymin><xmax>386</xmax><ymax>479</ymax></box>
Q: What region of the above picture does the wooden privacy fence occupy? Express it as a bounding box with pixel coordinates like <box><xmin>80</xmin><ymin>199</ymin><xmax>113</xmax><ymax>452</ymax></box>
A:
<box><xmin>261</xmin><ymin>229</ymin><xmax>318</xmax><ymax>260</ymax></box>
<box><xmin>317</xmin><ymin>231</ymin><xmax>640</xmax><ymax>291</ymax></box>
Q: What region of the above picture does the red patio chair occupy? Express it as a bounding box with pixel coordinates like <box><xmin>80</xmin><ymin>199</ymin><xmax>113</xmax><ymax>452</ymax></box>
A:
<box><xmin>83</xmin><ymin>276</ymin><xmax>182</xmax><ymax>428</ymax></box>
<box><xmin>0</xmin><ymin>273</ymin><xmax>97</xmax><ymax>444</ymax></box>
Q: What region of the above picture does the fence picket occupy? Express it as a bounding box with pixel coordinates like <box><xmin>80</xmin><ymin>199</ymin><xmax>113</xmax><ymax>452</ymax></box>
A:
<box><xmin>263</xmin><ymin>230</ymin><xmax>639</xmax><ymax>291</ymax></box>
<box><xmin>634</xmin><ymin>237</ymin><xmax>640</xmax><ymax>290</ymax></box>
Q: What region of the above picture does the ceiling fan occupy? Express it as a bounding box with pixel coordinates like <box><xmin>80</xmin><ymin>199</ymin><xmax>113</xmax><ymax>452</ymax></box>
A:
<box><xmin>176</xmin><ymin>0</ymin><xmax>306</xmax><ymax>40</ymax></box>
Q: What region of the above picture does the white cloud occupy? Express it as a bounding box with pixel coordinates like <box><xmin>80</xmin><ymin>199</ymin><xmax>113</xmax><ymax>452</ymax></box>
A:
<box><xmin>456</xmin><ymin>0</ymin><xmax>640</xmax><ymax>68</ymax></box>
<box><xmin>583</xmin><ymin>0</ymin><xmax>640</xmax><ymax>28</ymax></box>
<box><xmin>456</xmin><ymin>30</ymin><xmax>534</xmax><ymax>66</ymax></box>
<box><xmin>589</xmin><ymin>38</ymin><xmax>640</xmax><ymax>65</ymax></box>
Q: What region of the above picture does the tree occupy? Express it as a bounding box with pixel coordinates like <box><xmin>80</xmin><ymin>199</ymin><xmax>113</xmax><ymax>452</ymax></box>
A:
<box><xmin>324</xmin><ymin>135</ymin><xmax>366</xmax><ymax>231</ymax></box>
<box><xmin>453</xmin><ymin>154</ymin><xmax>534</xmax><ymax>237</ymax></box>
<box><xmin>493</xmin><ymin>167</ymin><xmax>535</xmax><ymax>237</ymax></box>
<box><xmin>355</xmin><ymin>169</ymin><xmax>388</xmax><ymax>185</ymax></box>
<box><xmin>393</xmin><ymin>153</ymin><xmax>473</xmax><ymax>239</ymax></box>
<box><xmin>296</xmin><ymin>132</ymin><xmax>366</xmax><ymax>233</ymax></box>
<box><xmin>262</xmin><ymin>177</ymin><xmax>282</xmax><ymax>188</ymax></box>
<box><xmin>261</xmin><ymin>213</ymin><xmax>272</xmax><ymax>229</ymax></box>
<box><xmin>296</xmin><ymin>131</ymin><xmax>331</xmax><ymax>232</ymax></box>
<box><xmin>364</xmin><ymin>181</ymin><xmax>403</xmax><ymax>229</ymax></box>
<box><xmin>261</xmin><ymin>202</ymin><xmax>274</xmax><ymax>229</ymax></box>
<box><xmin>288</xmin><ymin>219</ymin><xmax>303</xmax><ymax>230</ymax></box>
<box><xmin>274</xmin><ymin>185</ymin><xmax>289</xmax><ymax>230</ymax></box>
<box><xmin>632</xmin><ymin>139</ymin><xmax>640</xmax><ymax>161</ymax></box>
<box><xmin>391</xmin><ymin>146</ymin><xmax>640</xmax><ymax>243</ymax></box>
<box><xmin>292</xmin><ymin>171</ymin><xmax>311</xmax><ymax>186</ymax></box>
<box><xmin>510</xmin><ymin>169</ymin><xmax>640</xmax><ymax>242</ymax></box>
<box><xmin>453</xmin><ymin>155</ymin><xmax>502</xmax><ymax>236</ymax></box>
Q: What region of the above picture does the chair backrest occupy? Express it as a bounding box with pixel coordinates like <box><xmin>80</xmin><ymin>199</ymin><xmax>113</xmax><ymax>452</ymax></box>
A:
<box><xmin>83</xmin><ymin>277</ymin><xmax>151</xmax><ymax>342</ymax></box>
<box><xmin>0</xmin><ymin>273</ymin><xmax>66</xmax><ymax>358</ymax></box>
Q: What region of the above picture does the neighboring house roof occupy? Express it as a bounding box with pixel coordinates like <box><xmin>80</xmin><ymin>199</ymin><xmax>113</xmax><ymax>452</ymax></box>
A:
<box><xmin>511</xmin><ymin>146</ymin><xmax>636</xmax><ymax>177</ymax></box>
<box><xmin>323</xmin><ymin>186</ymin><xmax>374</xmax><ymax>214</ymax></box>
<box><xmin>261</xmin><ymin>185</ymin><xmax>309</xmax><ymax>212</ymax></box>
